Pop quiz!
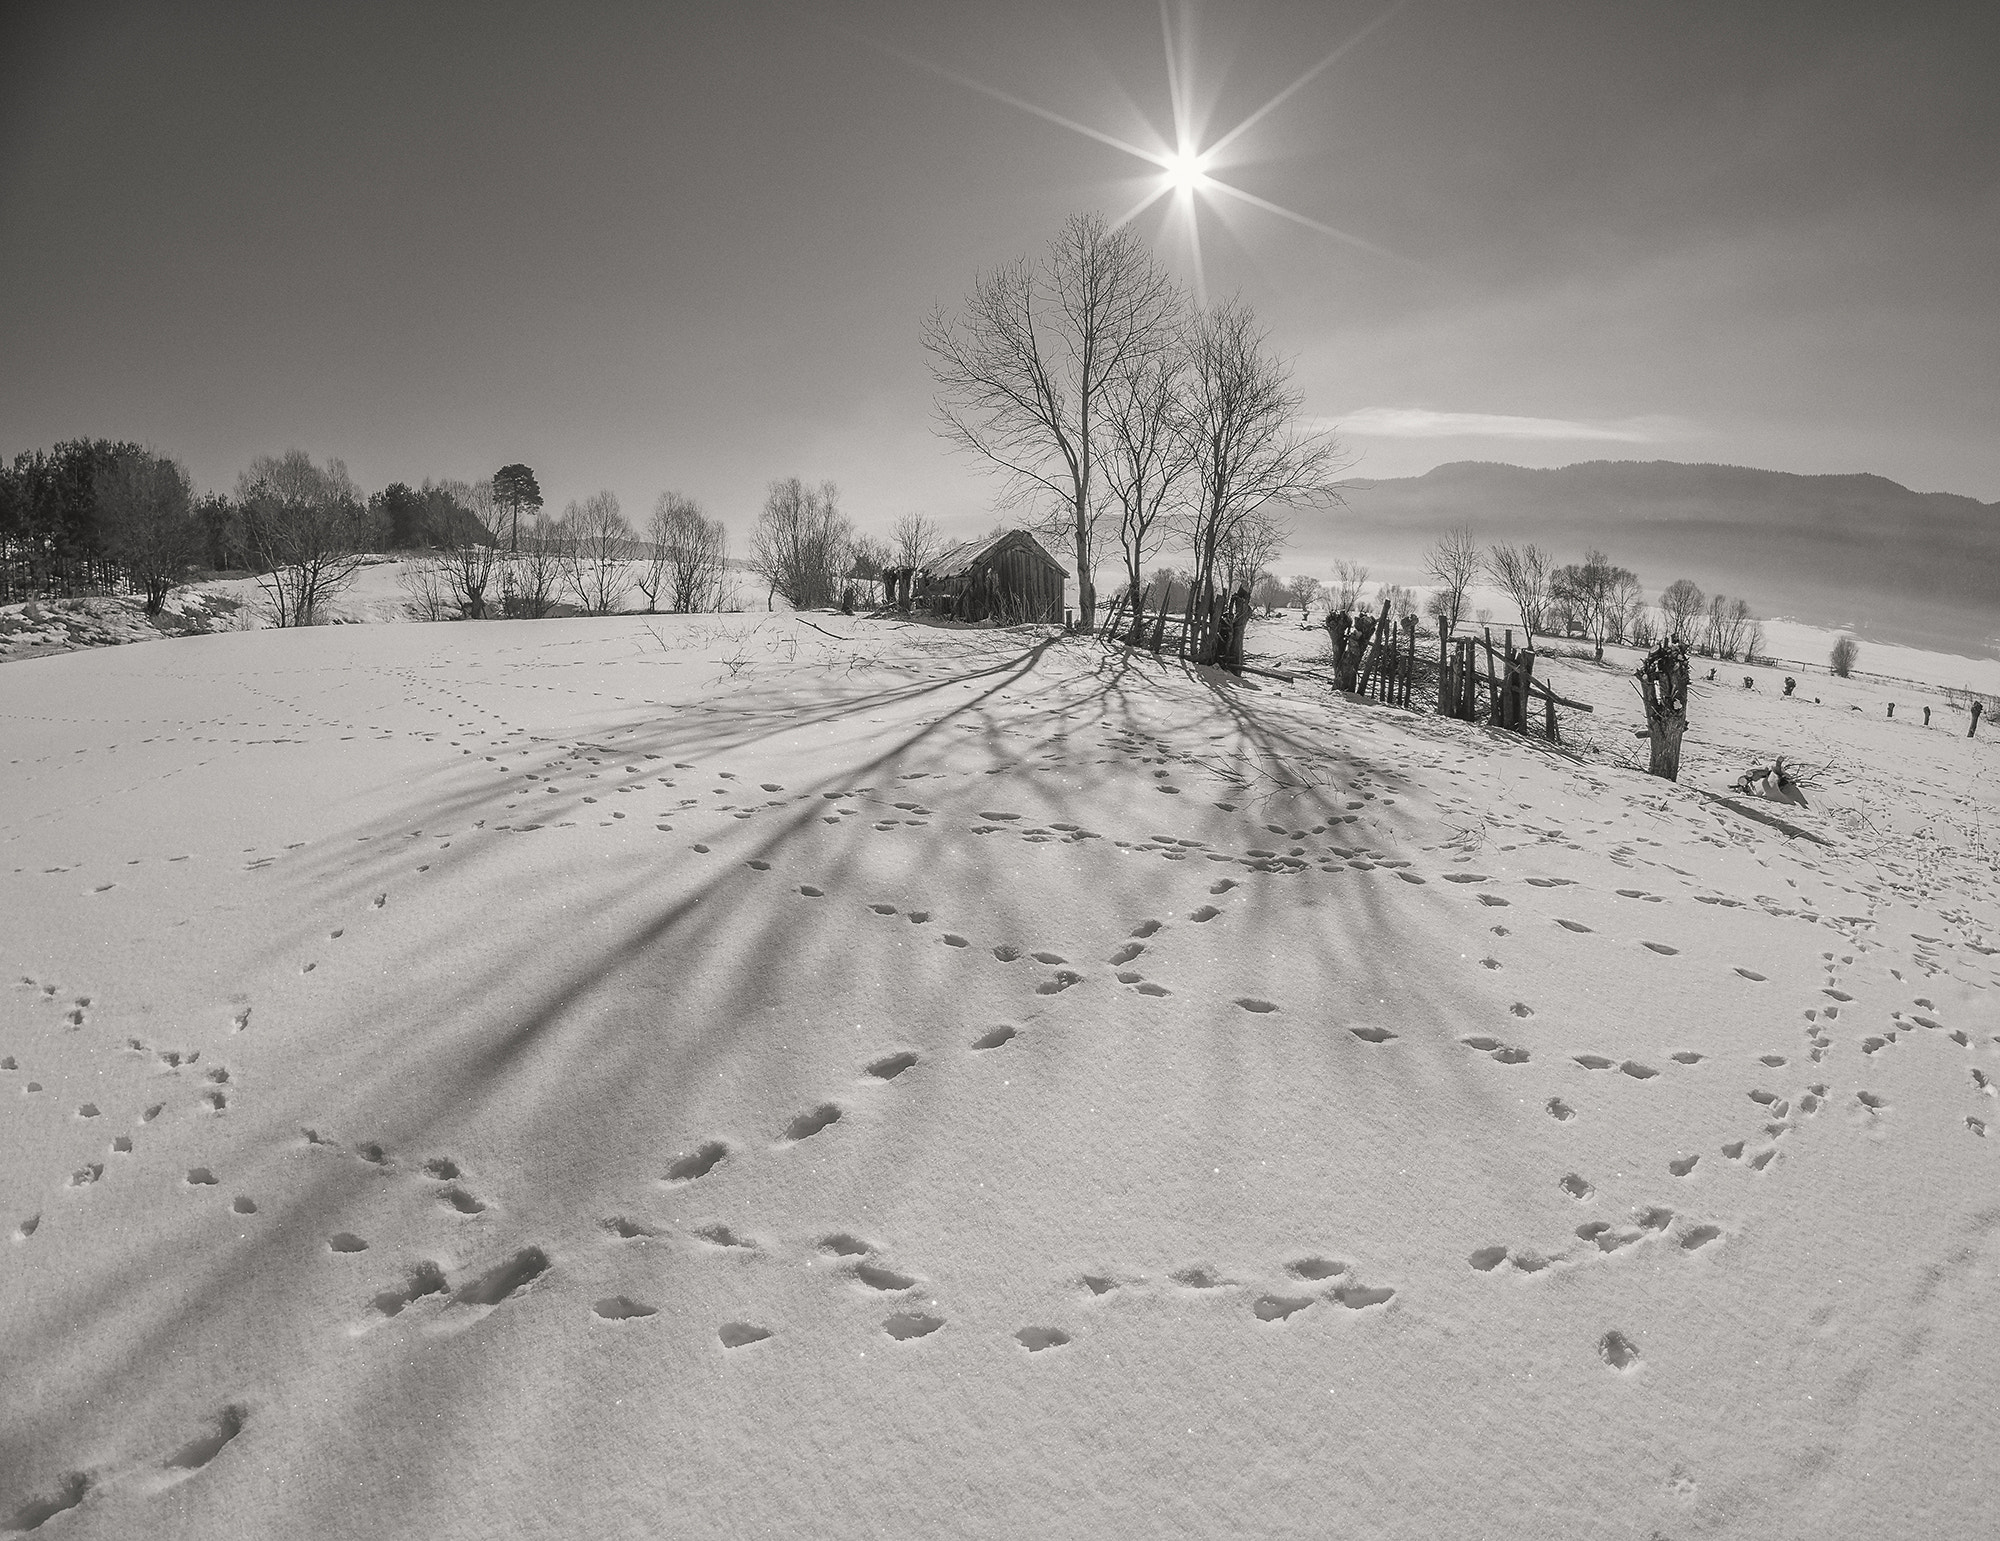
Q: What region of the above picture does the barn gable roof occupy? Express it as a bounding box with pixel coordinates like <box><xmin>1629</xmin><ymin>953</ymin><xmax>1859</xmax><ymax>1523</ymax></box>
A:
<box><xmin>924</xmin><ymin>529</ymin><xmax>1069</xmax><ymax>580</ymax></box>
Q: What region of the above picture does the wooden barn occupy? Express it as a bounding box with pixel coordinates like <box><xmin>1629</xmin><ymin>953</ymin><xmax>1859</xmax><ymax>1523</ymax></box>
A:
<box><xmin>914</xmin><ymin>530</ymin><xmax>1069</xmax><ymax>623</ymax></box>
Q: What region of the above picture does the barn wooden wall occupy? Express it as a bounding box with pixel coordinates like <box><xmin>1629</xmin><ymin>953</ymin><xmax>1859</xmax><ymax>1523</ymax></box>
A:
<box><xmin>938</xmin><ymin>544</ymin><xmax>1062</xmax><ymax>622</ymax></box>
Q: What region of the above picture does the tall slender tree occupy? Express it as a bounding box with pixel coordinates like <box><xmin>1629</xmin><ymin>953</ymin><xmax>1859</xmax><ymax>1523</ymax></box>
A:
<box><xmin>1180</xmin><ymin>299</ymin><xmax>1344</xmax><ymax>662</ymax></box>
<box><xmin>492</xmin><ymin>464</ymin><xmax>543</xmax><ymax>553</ymax></box>
<box><xmin>922</xmin><ymin>211</ymin><xmax>1181</xmax><ymax>630</ymax></box>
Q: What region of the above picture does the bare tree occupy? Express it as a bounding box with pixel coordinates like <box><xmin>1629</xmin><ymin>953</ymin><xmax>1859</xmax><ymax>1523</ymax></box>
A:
<box><xmin>922</xmin><ymin>210</ymin><xmax>1182</xmax><ymax>631</ymax></box>
<box><xmin>1330</xmin><ymin>559</ymin><xmax>1369</xmax><ymax>613</ymax></box>
<box><xmin>1700</xmin><ymin>594</ymin><xmax>1754</xmax><ymax>659</ymax></box>
<box><xmin>891</xmin><ymin>512</ymin><xmax>947</xmax><ymax>573</ymax></box>
<box><xmin>97</xmin><ymin>449</ymin><xmax>197</xmax><ymax>615</ymax></box>
<box><xmin>1250</xmin><ymin>572</ymin><xmax>1290</xmax><ymax>614</ymax></box>
<box><xmin>641</xmin><ymin>491</ymin><xmax>728</xmax><ymax>613</ymax></box>
<box><xmin>1422</xmin><ymin>525</ymin><xmax>1480</xmax><ymax>639</ymax></box>
<box><xmin>1658</xmin><ymin>578</ymin><xmax>1706</xmax><ymax>645</ymax></box>
<box><xmin>750</xmin><ymin>477</ymin><xmax>851</xmax><ymax>609</ymax></box>
<box><xmin>1289</xmin><ymin>574</ymin><xmax>1323</xmax><ymax>619</ymax></box>
<box><xmin>236</xmin><ymin>450</ymin><xmax>368</xmax><ymax>626</ymax></box>
<box><xmin>1216</xmin><ymin>506</ymin><xmax>1287</xmax><ymax>598</ymax></box>
<box><xmin>1608</xmin><ymin>570</ymin><xmax>1646</xmax><ymax>644</ymax></box>
<box><xmin>1100</xmin><ymin>340</ymin><xmax>1198</xmax><ymax>637</ymax></box>
<box><xmin>1830</xmin><ymin>634</ymin><xmax>1859</xmax><ymax>677</ymax></box>
<box><xmin>1380</xmin><ymin>583</ymin><xmax>1419</xmax><ymax>627</ymax></box>
<box><xmin>558</xmin><ymin>491</ymin><xmax>635</xmax><ymax>614</ymax></box>
<box><xmin>1551</xmin><ymin>548</ymin><xmax>1637</xmax><ymax>659</ymax></box>
<box><xmin>1180</xmin><ymin>298</ymin><xmax>1345</xmax><ymax>662</ymax></box>
<box><xmin>1483</xmin><ymin>542</ymin><xmax>1552</xmax><ymax>638</ymax></box>
<box><xmin>501</xmin><ymin>512</ymin><xmax>569</xmax><ymax>618</ymax></box>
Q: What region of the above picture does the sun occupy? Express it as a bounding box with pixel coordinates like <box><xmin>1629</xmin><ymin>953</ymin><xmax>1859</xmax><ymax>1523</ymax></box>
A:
<box><xmin>1163</xmin><ymin>149</ymin><xmax>1207</xmax><ymax>193</ymax></box>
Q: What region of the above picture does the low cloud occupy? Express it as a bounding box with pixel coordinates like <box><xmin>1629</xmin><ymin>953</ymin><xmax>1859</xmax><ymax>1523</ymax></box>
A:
<box><xmin>1328</xmin><ymin>408</ymin><xmax>1687</xmax><ymax>442</ymax></box>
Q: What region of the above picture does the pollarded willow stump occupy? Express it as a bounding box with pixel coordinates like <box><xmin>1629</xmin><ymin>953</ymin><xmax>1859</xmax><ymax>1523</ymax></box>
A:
<box><xmin>1637</xmin><ymin>641</ymin><xmax>1692</xmax><ymax>781</ymax></box>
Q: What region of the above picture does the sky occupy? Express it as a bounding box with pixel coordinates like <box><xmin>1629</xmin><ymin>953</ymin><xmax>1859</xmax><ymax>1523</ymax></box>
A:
<box><xmin>3</xmin><ymin>0</ymin><xmax>1996</xmax><ymax>550</ymax></box>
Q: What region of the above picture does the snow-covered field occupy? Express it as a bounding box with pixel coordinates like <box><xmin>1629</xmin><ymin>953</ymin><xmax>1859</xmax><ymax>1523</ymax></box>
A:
<box><xmin>4</xmin><ymin>610</ymin><xmax>1996</xmax><ymax>1539</ymax></box>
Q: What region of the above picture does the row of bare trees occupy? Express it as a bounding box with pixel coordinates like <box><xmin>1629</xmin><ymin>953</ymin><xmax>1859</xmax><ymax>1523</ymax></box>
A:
<box><xmin>1405</xmin><ymin>531</ymin><xmax>1767</xmax><ymax>663</ymax></box>
<box><xmin>923</xmin><ymin>210</ymin><xmax>1345</xmax><ymax>657</ymax></box>
<box><xmin>405</xmin><ymin>486</ymin><xmax>732</xmax><ymax>622</ymax></box>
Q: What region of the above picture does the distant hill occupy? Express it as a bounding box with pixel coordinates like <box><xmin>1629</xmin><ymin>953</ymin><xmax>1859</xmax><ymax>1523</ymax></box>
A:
<box><xmin>1307</xmin><ymin>460</ymin><xmax>1998</xmax><ymax>659</ymax></box>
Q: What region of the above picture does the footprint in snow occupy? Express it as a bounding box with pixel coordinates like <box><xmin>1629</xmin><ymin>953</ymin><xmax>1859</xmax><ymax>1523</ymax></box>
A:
<box><xmin>883</xmin><ymin>1312</ymin><xmax>944</xmax><ymax>1340</ymax></box>
<box><xmin>665</xmin><ymin>1141</ymin><xmax>728</xmax><ymax>1183</ymax></box>
<box><xmin>1016</xmin><ymin>1326</ymin><xmax>1071</xmax><ymax>1350</ymax></box>
<box><xmin>1236</xmin><ymin>998</ymin><xmax>1279</xmax><ymax>1014</ymax></box>
<box><xmin>454</xmin><ymin>1247</ymin><xmax>549</xmax><ymax>1306</ymax></box>
<box><xmin>782</xmin><ymin>1103</ymin><xmax>841</xmax><ymax>1141</ymax></box>
<box><xmin>166</xmin><ymin>1405</ymin><xmax>247</xmax><ymax>1472</ymax></box>
<box><xmin>593</xmin><ymin>1296</ymin><xmax>658</xmax><ymax>1321</ymax></box>
<box><xmin>973</xmin><ymin>1024</ymin><xmax>1017</xmax><ymax>1050</ymax></box>
<box><xmin>1574</xmin><ymin>1055</ymin><xmax>1615</xmax><ymax>1071</ymax></box>
<box><xmin>866</xmin><ymin>1051</ymin><xmax>918</xmax><ymax>1079</ymax></box>
<box><xmin>1349</xmin><ymin>1025</ymin><xmax>1396</xmax><ymax>1043</ymax></box>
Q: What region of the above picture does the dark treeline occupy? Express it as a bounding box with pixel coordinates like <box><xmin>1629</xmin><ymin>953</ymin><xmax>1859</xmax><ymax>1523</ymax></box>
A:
<box><xmin>0</xmin><ymin>439</ymin><xmax>495</xmax><ymax>611</ymax></box>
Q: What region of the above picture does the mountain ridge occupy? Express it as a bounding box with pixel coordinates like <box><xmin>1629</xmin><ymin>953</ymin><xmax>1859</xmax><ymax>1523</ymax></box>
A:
<box><xmin>1311</xmin><ymin>458</ymin><xmax>1997</xmax><ymax>658</ymax></box>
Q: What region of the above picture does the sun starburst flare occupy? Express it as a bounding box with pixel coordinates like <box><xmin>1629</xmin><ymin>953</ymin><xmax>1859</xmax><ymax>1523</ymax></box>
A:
<box><xmin>855</xmin><ymin>1</ymin><xmax>1409</xmax><ymax>303</ymax></box>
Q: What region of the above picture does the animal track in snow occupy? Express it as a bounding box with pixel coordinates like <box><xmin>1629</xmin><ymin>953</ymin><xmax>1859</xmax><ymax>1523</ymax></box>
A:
<box><xmin>1016</xmin><ymin>1326</ymin><xmax>1071</xmax><ymax>1350</ymax></box>
<box><xmin>439</xmin><ymin>1188</ymin><xmax>486</xmax><ymax>1215</ymax></box>
<box><xmin>1599</xmin><ymin>1330</ymin><xmax>1640</xmax><ymax>1371</ymax></box>
<box><xmin>782</xmin><ymin>1103</ymin><xmax>841</xmax><ymax>1141</ymax></box>
<box><xmin>820</xmin><ymin>1233</ymin><xmax>871</xmax><ymax>1257</ymax></box>
<box><xmin>1669</xmin><ymin>1155</ymin><xmax>1699</xmax><ymax>1177</ymax></box>
<box><xmin>1478</xmin><ymin>895</ymin><xmax>1510</xmax><ymax>907</ymax></box>
<box><xmin>666</xmin><ymin>1141</ymin><xmax>728</xmax><ymax>1183</ymax></box>
<box><xmin>1468</xmin><ymin>1246</ymin><xmax>1509</xmax><ymax>1271</ymax></box>
<box><xmin>883</xmin><ymin>1312</ymin><xmax>944</xmax><ymax>1340</ymax></box>
<box><xmin>1641</xmin><ymin>942</ymin><xmax>1679</xmax><ymax>955</ymax></box>
<box><xmin>1236</xmin><ymin>998</ymin><xmax>1279</xmax><ymax>1014</ymax></box>
<box><xmin>1560</xmin><ymin>1174</ymin><xmax>1595</xmax><ymax>1201</ymax></box>
<box><xmin>1735</xmin><ymin>969</ymin><xmax>1767</xmax><ymax>981</ymax></box>
<box><xmin>1254</xmin><ymin>1294</ymin><xmax>1315</xmax><ymax>1321</ymax></box>
<box><xmin>973</xmin><ymin>1024</ymin><xmax>1017</xmax><ymax>1050</ymax></box>
<box><xmin>1671</xmin><ymin>1052</ymin><xmax>1704</xmax><ymax>1064</ymax></box>
<box><xmin>8</xmin><ymin>1471</ymin><xmax>90</xmax><ymax>1531</ymax></box>
<box><xmin>605</xmin><ymin>1217</ymin><xmax>658</xmax><ymax>1240</ymax></box>
<box><xmin>719</xmin><ymin>1322</ymin><xmax>772</xmax><ymax>1348</ymax></box>
<box><xmin>1680</xmin><ymin>1225</ymin><xmax>1722</xmax><ymax>1250</ymax></box>
<box><xmin>593</xmin><ymin>1296</ymin><xmax>658</xmax><ymax>1320</ymax></box>
<box><xmin>1574</xmin><ymin>1055</ymin><xmax>1615</xmax><ymax>1071</ymax></box>
<box><xmin>1349</xmin><ymin>1025</ymin><xmax>1396</xmax><ymax>1043</ymax></box>
<box><xmin>166</xmin><ymin>1405</ymin><xmax>246</xmax><ymax>1472</ymax></box>
<box><xmin>854</xmin><ymin>1262</ymin><xmax>917</xmax><ymax>1291</ymax></box>
<box><xmin>1286</xmin><ymin>1256</ymin><xmax>1344</xmax><ymax>1280</ymax></box>
<box><xmin>866</xmin><ymin>1051</ymin><xmax>918</xmax><ymax>1079</ymax></box>
<box><xmin>186</xmin><ymin>1167</ymin><xmax>217</xmax><ymax>1186</ymax></box>
<box><xmin>233</xmin><ymin>1196</ymin><xmax>257</xmax><ymax>1215</ymax></box>
<box><xmin>1556</xmin><ymin>920</ymin><xmax>1593</xmax><ymax>933</ymax></box>
<box><xmin>1856</xmin><ymin>1091</ymin><xmax>1887</xmax><ymax>1111</ymax></box>
<box><xmin>455</xmin><ymin>1246</ymin><xmax>549</xmax><ymax>1306</ymax></box>
<box><xmin>1130</xmin><ymin>919</ymin><xmax>1163</xmax><ymax>938</ymax></box>
<box><xmin>328</xmin><ymin>1233</ymin><xmax>369</xmax><ymax>1253</ymax></box>
<box><xmin>1621</xmin><ymin>1061</ymin><xmax>1659</xmax><ymax>1080</ymax></box>
<box><xmin>1546</xmin><ymin>1098</ymin><xmax>1575</xmax><ymax>1121</ymax></box>
<box><xmin>1331</xmin><ymin>1283</ymin><xmax>1394</xmax><ymax>1309</ymax></box>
